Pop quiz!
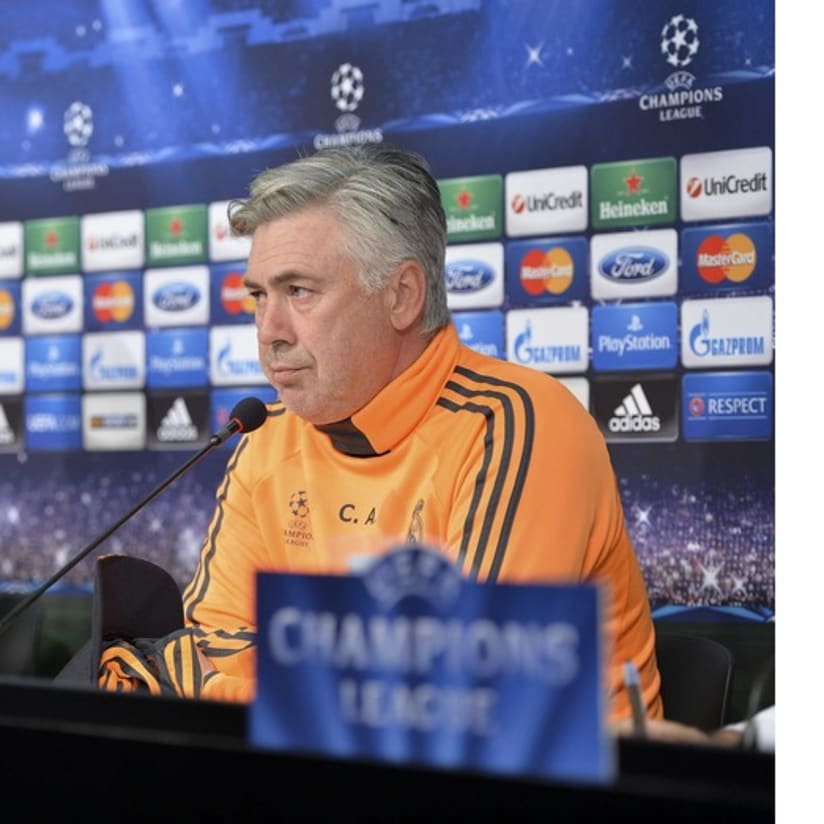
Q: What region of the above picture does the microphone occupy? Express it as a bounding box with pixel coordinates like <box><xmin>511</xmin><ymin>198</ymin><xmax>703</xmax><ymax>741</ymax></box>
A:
<box><xmin>0</xmin><ymin>396</ymin><xmax>268</xmax><ymax>639</ymax></box>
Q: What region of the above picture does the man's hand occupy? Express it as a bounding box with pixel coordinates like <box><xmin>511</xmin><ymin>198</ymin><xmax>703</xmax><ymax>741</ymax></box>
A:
<box><xmin>610</xmin><ymin>716</ymin><xmax>712</xmax><ymax>744</ymax></box>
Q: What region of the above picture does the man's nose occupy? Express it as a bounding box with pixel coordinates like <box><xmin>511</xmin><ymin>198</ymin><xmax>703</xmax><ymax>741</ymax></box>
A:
<box><xmin>257</xmin><ymin>295</ymin><xmax>294</xmax><ymax>346</ymax></box>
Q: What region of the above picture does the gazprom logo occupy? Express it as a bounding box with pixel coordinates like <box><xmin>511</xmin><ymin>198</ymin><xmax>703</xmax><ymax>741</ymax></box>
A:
<box><xmin>445</xmin><ymin>260</ymin><xmax>495</xmax><ymax>293</ymax></box>
<box><xmin>597</xmin><ymin>247</ymin><xmax>669</xmax><ymax>283</ymax></box>
<box><xmin>32</xmin><ymin>291</ymin><xmax>74</xmax><ymax>319</ymax></box>
<box><xmin>216</xmin><ymin>339</ymin><xmax>261</xmax><ymax>377</ymax></box>
<box><xmin>152</xmin><ymin>282</ymin><xmax>200</xmax><ymax>312</ymax></box>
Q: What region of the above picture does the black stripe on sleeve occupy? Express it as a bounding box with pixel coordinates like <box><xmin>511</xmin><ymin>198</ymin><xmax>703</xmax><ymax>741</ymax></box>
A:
<box><xmin>440</xmin><ymin>366</ymin><xmax>536</xmax><ymax>581</ymax></box>
<box><xmin>183</xmin><ymin>406</ymin><xmax>286</xmax><ymax>623</ymax></box>
<box><xmin>436</xmin><ymin>395</ymin><xmax>495</xmax><ymax>576</ymax></box>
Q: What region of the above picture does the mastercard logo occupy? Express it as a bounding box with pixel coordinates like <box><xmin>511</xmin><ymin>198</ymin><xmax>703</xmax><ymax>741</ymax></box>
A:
<box><xmin>0</xmin><ymin>289</ymin><xmax>14</xmax><ymax>331</ymax></box>
<box><xmin>221</xmin><ymin>271</ymin><xmax>255</xmax><ymax>316</ymax></box>
<box><xmin>696</xmin><ymin>233</ymin><xmax>756</xmax><ymax>284</ymax></box>
<box><xmin>518</xmin><ymin>247</ymin><xmax>574</xmax><ymax>296</ymax></box>
<box><xmin>92</xmin><ymin>280</ymin><xmax>135</xmax><ymax>323</ymax></box>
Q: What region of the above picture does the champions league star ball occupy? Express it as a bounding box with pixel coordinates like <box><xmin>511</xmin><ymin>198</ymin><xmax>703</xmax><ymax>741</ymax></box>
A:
<box><xmin>289</xmin><ymin>490</ymin><xmax>310</xmax><ymax>519</ymax></box>
<box><xmin>64</xmin><ymin>101</ymin><xmax>94</xmax><ymax>147</ymax></box>
<box><xmin>330</xmin><ymin>63</ymin><xmax>365</xmax><ymax>112</ymax></box>
<box><xmin>660</xmin><ymin>14</ymin><xmax>699</xmax><ymax>68</ymax></box>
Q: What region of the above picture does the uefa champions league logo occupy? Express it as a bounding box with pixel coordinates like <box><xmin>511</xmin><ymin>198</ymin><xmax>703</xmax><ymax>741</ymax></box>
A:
<box><xmin>660</xmin><ymin>14</ymin><xmax>699</xmax><ymax>68</ymax></box>
<box><xmin>330</xmin><ymin>62</ymin><xmax>365</xmax><ymax>113</ymax></box>
<box><xmin>330</xmin><ymin>62</ymin><xmax>365</xmax><ymax>134</ymax></box>
<box><xmin>314</xmin><ymin>61</ymin><xmax>382</xmax><ymax>149</ymax></box>
<box><xmin>64</xmin><ymin>101</ymin><xmax>94</xmax><ymax>148</ymax></box>
<box><xmin>639</xmin><ymin>14</ymin><xmax>721</xmax><ymax>123</ymax></box>
<box><xmin>52</xmin><ymin>98</ymin><xmax>109</xmax><ymax>191</ymax></box>
<box><xmin>363</xmin><ymin>545</ymin><xmax>462</xmax><ymax>611</ymax></box>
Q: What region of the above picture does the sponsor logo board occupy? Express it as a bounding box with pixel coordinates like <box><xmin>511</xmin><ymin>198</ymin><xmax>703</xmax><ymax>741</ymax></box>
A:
<box><xmin>24</xmin><ymin>217</ymin><xmax>80</xmax><ymax>275</ymax></box>
<box><xmin>210</xmin><ymin>262</ymin><xmax>256</xmax><ymax>325</ymax></box>
<box><xmin>82</xmin><ymin>330</ymin><xmax>145</xmax><ymax>390</ymax></box>
<box><xmin>0</xmin><ymin>281</ymin><xmax>22</xmax><ymax>335</ymax></box>
<box><xmin>209</xmin><ymin>325</ymin><xmax>267</xmax><ymax>386</ymax></box>
<box><xmin>590</xmin><ymin>157</ymin><xmax>676</xmax><ymax>230</ymax></box>
<box><xmin>591</xmin><ymin>375</ymin><xmax>678</xmax><ymax>442</ymax></box>
<box><xmin>682</xmin><ymin>371</ymin><xmax>773</xmax><ymax>441</ymax></box>
<box><xmin>84</xmin><ymin>272</ymin><xmax>142</xmax><ymax>331</ymax></box>
<box><xmin>505</xmin><ymin>166</ymin><xmax>588</xmax><ymax>236</ymax></box>
<box><xmin>25</xmin><ymin>335</ymin><xmax>82</xmax><ymax>392</ymax></box>
<box><xmin>144</xmin><ymin>266</ymin><xmax>210</xmax><ymax>327</ymax></box>
<box><xmin>681</xmin><ymin>296</ymin><xmax>773</xmax><ymax>368</ymax></box>
<box><xmin>681</xmin><ymin>147</ymin><xmax>773</xmax><ymax>222</ymax></box>
<box><xmin>453</xmin><ymin>310</ymin><xmax>505</xmax><ymax>359</ymax></box>
<box><xmin>0</xmin><ymin>338</ymin><xmax>24</xmax><ymax>394</ymax></box>
<box><xmin>444</xmin><ymin>243</ymin><xmax>504</xmax><ymax>310</ymax></box>
<box><xmin>505</xmin><ymin>236</ymin><xmax>588</xmax><ymax>305</ymax></box>
<box><xmin>209</xmin><ymin>201</ymin><xmax>252</xmax><ymax>262</ymax></box>
<box><xmin>146</xmin><ymin>390</ymin><xmax>211</xmax><ymax>449</ymax></box>
<box><xmin>0</xmin><ymin>222</ymin><xmax>23</xmax><ymax>278</ymax></box>
<box><xmin>81</xmin><ymin>210</ymin><xmax>144</xmax><ymax>272</ymax></box>
<box><xmin>22</xmin><ymin>274</ymin><xmax>83</xmax><ymax>335</ymax></box>
<box><xmin>680</xmin><ymin>222</ymin><xmax>772</xmax><ymax>294</ymax></box>
<box><xmin>146</xmin><ymin>328</ymin><xmax>209</xmax><ymax>388</ymax></box>
<box><xmin>82</xmin><ymin>391</ymin><xmax>146</xmax><ymax>451</ymax></box>
<box><xmin>591</xmin><ymin>302</ymin><xmax>678</xmax><ymax>371</ymax></box>
<box><xmin>0</xmin><ymin>396</ymin><xmax>23</xmax><ymax>450</ymax></box>
<box><xmin>25</xmin><ymin>393</ymin><xmax>82</xmax><ymax>451</ymax></box>
<box><xmin>145</xmin><ymin>204</ymin><xmax>208</xmax><ymax>266</ymax></box>
<box><xmin>439</xmin><ymin>175</ymin><xmax>503</xmax><ymax>242</ymax></box>
<box><xmin>506</xmin><ymin>306</ymin><xmax>589</xmax><ymax>374</ymax></box>
<box><xmin>590</xmin><ymin>229</ymin><xmax>677</xmax><ymax>299</ymax></box>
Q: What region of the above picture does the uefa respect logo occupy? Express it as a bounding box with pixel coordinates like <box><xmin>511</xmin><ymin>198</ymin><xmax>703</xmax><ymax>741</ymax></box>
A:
<box><xmin>638</xmin><ymin>14</ymin><xmax>724</xmax><ymax>123</ymax></box>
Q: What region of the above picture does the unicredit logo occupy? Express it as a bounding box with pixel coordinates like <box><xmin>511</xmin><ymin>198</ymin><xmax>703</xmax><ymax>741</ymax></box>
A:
<box><xmin>510</xmin><ymin>191</ymin><xmax>583</xmax><ymax>214</ymax></box>
<box><xmin>686</xmin><ymin>172</ymin><xmax>768</xmax><ymax>199</ymax></box>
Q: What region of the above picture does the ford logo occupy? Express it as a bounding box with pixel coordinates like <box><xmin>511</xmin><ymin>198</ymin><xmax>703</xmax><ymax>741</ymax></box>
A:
<box><xmin>444</xmin><ymin>260</ymin><xmax>495</xmax><ymax>293</ymax></box>
<box><xmin>32</xmin><ymin>291</ymin><xmax>73</xmax><ymax>319</ymax></box>
<box><xmin>153</xmin><ymin>282</ymin><xmax>200</xmax><ymax>312</ymax></box>
<box><xmin>598</xmin><ymin>247</ymin><xmax>669</xmax><ymax>283</ymax></box>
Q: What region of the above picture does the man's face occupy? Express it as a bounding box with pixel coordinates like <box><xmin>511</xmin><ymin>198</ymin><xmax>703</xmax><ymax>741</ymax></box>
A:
<box><xmin>243</xmin><ymin>206</ymin><xmax>404</xmax><ymax>425</ymax></box>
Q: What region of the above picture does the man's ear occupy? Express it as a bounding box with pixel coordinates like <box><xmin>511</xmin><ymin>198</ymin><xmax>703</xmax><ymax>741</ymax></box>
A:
<box><xmin>386</xmin><ymin>261</ymin><xmax>427</xmax><ymax>332</ymax></box>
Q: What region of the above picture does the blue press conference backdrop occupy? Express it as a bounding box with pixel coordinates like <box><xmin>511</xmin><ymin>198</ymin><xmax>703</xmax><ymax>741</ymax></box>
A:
<box><xmin>0</xmin><ymin>0</ymin><xmax>774</xmax><ymax>623</ymax></box>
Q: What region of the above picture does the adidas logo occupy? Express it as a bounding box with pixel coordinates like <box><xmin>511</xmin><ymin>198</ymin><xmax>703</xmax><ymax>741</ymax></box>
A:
<box><xmin>0</xmin><ymin>404</ymin><xmax>14</xmax><ymax>445</ymax></box>
<box><xmin>609</xmin><ymin>383</ymin><xmax>661</xmax><ymax>433</ymax></box>
<box><xmin>157</xmin><ymin>397</ymin><xmax>198</xmax><ymax>442</ymax></box>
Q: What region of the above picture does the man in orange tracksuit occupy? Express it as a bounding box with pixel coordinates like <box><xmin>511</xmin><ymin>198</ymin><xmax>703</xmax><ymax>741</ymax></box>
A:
<box><xmin>181</xmin><ymin>144</ymin><xmax>661</xmax><ymax>722</ymax></box>
<box><xmin>102</xmin><ymin>144</ymin><xmax>662</xmax><ymax>722</ymax></box>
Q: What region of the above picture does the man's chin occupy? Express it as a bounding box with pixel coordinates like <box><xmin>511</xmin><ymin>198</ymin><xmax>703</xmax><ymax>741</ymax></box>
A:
<box><xmin>277</xmin><ymin>393</ymin><xmax>323</xmax><ymax>424</ymax></box>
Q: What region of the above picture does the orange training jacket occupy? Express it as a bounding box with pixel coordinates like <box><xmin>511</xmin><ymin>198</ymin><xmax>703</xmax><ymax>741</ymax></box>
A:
<box><xmin>183</xmin><ymin>323</ymin><xmax>663</xmax><ymax>720</ymax></box>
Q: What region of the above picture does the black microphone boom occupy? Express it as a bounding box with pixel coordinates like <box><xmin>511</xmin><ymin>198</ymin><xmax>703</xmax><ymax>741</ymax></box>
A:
<box><xmin>0</xmin><ymin>396</ymin><xmax>268</xmax><ymax>639</ymax></box>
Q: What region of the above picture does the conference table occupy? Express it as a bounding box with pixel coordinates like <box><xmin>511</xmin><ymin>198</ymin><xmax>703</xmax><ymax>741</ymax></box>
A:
<box><xmin>0</xmin><ymin>676</ymin><xmax>773</xmax><ymax>820</ymax></box>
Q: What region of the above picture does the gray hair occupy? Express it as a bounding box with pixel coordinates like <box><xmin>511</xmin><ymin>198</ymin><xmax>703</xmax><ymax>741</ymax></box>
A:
<box><xmin>229</xmin><ymin>144</ymin><xmax>450</xmax><ymax>335</ymax></box>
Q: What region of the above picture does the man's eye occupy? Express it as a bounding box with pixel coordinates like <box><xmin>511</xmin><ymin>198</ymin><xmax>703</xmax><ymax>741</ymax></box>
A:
<box><xmin>288</xmin><ymin>285</ymin><xmax>309</xmax><ymax>298</ymax></box>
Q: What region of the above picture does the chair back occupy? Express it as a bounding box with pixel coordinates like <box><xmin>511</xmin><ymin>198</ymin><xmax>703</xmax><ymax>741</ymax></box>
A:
<box><xmin>0</xmin><ymin>594</ymin><xmax>44</xmax><ymax>676</ymax></box>
<box><xmin>54</xmin><ymin>554</ymin><xmax>183</xmax><ymax>685</ymax></box>
<box><xmin>655</xmin><ymin>633</ymin><xmax>734</xmax><ymax>731</ymax></box>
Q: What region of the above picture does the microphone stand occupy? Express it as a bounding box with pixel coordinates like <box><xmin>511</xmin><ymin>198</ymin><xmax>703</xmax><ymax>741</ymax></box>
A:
<box><xmin>0</xmin><ymin>432</ymin><xmax>228</xmax><ymax>639</ymax></box>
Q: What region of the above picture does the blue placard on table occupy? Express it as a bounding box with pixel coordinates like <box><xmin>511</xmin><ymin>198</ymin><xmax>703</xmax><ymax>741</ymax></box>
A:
<box><xmin>250</xmin><ymin>545</ymin><xmax>613</xmax><ymax>785</ymax></box>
